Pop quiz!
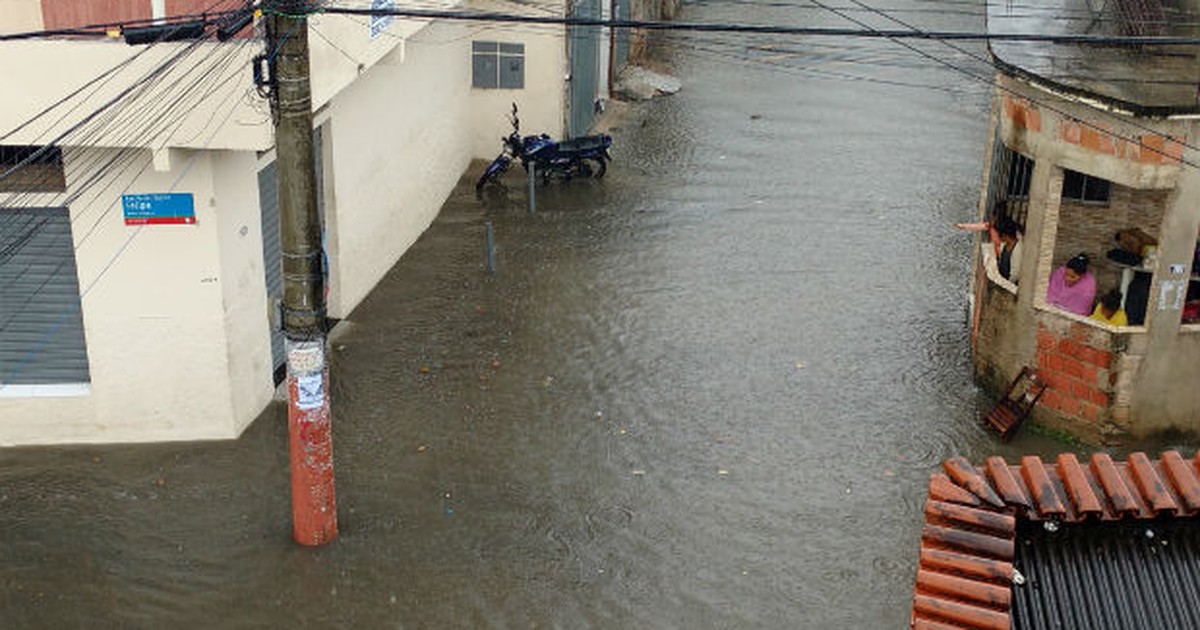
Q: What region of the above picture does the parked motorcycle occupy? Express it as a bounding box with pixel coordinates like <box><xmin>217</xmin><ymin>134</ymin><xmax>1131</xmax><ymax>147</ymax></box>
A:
<box><xmin>476</xmin><ymin>103</ymin><xmax>612</xmax><ymax>192</ymax></box>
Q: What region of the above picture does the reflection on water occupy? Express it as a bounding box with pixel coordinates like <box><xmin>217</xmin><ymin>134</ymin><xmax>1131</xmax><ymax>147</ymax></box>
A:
<box><xmin>1</xmin><ymin>1</ymin><xmax>1188</xmax><ymax>627</ymax></box>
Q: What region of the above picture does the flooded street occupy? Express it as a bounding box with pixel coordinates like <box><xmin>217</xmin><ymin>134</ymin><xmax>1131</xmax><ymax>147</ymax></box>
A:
<box><xmin>2</xmin><ymin>1</ymin><xmax>1192</xmax><ymax>628</ymax></box>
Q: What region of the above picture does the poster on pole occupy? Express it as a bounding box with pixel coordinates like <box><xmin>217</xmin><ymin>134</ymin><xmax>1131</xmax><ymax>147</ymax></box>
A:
<box><xmin>121</xmin><ymin>193</ymin><xmax>196</xmax><ymax>225</ymax></box>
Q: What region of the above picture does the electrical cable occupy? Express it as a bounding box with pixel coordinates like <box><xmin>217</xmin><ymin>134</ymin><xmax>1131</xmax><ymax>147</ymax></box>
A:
<box><xmin>317</xmin><ymin>4</ymin><xmax>1200</xmax><ymax>46</ymax></box>
<box><xmin>0</xmin><ymin>36</ymin><xmax>262</xmax><ymax>354</ymax></box>
<box><xmin>824</xmin><ymin>0</ymin><xmax>1200</xmax><ymax>162</ymax></box>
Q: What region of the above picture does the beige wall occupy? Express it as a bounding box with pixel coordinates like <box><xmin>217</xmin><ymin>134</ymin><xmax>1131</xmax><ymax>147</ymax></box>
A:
<box><xmin>212</xmin><ymin>150</ymin><xmax>276</xmax><ymax>435</ymax></box>
<box><xmin>0</xmin><ymin>12</ymin><xmax>570</xmax><ymax>444</ymax></box>
<box><xmin>470</xmin><ymin>25</ymin><xmax>568</xmax><ymax>159</ymax></box>
<box><xmin>0</xmin><ymin>0</ymin><xmax>43</xmax><ymax>32</ymax></box>
<box><xmin>0</xmin><ymin>148</ymin><xmax>258</xmax><ymax>444</ymax></box>
<box><xmin>323</xmin><ymin>20</ymin><xmax>475</xmax><ymax>317</ymax></box>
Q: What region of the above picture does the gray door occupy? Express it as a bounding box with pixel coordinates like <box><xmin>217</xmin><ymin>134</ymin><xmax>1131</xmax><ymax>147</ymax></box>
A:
<box><xmin>568</xmin><ymin>0</ymin><xmax>602</xmax><ymax>138</ymax></box>
<box><xmin>256</xmin><ymin>161</ymin><xmax>285</xmax><ymax>382</ymax></box>
<box><xmin>0</xmin><ymin>207</ymin><xmax>89</xmax><ymax>385</ymax></box>
<box><xmin>257</xmin><ymin>128</ymin><xmax>324</xmax><ymax>384</ymax></box>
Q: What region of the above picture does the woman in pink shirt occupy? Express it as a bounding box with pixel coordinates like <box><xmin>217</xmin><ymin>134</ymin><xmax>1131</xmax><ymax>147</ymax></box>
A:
<box><xmin>1047</xmin><ymin>253</ymin><xmax>1097</xmax><ymax>316</ymax></box>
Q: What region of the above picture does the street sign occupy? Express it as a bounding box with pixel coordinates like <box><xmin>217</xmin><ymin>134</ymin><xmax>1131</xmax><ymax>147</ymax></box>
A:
<box><xmin>121</xmin><ymin>193</ymin><xmax>196</xmax><ymax>225</ymax></box>
<box><xmin>369</xmin><ymin>0</ymin><xmax>394</xmax><ymax>39</ymax></box>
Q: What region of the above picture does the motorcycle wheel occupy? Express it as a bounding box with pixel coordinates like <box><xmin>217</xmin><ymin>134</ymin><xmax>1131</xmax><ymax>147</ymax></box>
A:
<box><xmin>475</xmin><ymin>160</ymin><xmax>510</xmax><ymax>192</ymax></box>
<box><xmin>573</xmin><ymin>157</ymin><xmax>607</xmax><ymax>179</ymax></box>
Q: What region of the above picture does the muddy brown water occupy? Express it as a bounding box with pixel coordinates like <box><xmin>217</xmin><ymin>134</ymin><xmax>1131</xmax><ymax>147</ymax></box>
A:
<box><xmin>2</xmin><ymin>1</ymin><xmax>1193</xmax><ymax>627</ymax></box>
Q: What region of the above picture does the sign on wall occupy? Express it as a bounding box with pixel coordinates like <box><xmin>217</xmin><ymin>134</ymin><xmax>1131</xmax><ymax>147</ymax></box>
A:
<box><xmin>369</xmin><ymin>0</ymin><xmax>394</xmax><ymax>39</ymax></box>
<box><xmin>121</xmin><ymin>193</ymin><xmax>196</xmax><ymax>225</ymax></box>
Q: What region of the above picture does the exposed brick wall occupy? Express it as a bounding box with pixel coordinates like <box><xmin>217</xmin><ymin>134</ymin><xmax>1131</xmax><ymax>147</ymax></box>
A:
<box><xmin>1051</xmin><ymin>186</ymin><xmax>1167</xmax><ymax>303</ymax></box>
<box><xmin>1032</xmin><ymin>314</ymin><xmax>1141</xmax><ymax>442</ymax></box>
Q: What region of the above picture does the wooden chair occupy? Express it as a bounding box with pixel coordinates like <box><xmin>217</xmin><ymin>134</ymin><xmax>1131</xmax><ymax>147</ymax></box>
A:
<box><xmin>983</xmin><ymin>367</ymin><xmax>1046</xmax><ymax>441</ymax></box>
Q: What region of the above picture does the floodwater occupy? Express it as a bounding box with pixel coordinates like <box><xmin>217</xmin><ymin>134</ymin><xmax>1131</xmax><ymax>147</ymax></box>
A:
<box><xmin>2</xmin><ymin>1</ymin><xmax>1194</xmax><ymax>628</ymax></box>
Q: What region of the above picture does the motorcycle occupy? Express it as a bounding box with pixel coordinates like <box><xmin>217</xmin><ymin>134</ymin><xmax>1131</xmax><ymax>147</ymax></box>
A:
<box><xmin>476</xmin><ymin>103</ymin><xmax>612</xmax><ymax>192</ymax></box>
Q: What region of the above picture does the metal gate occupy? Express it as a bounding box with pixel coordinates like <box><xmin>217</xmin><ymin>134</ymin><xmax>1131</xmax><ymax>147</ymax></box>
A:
<box><xmin>0</xmin><ymin>207</ymin><xmax>90</xmax><ymax>385</ymax></box>
<box><xmin>612</xmin><ymin>0</ymin><xmax>630</xmax><ymax>73</ymax></box>
<box><xmin>568</xmin><ymin>0</ymin><xmax>602</xmax><ymax>138</ymax></box>
<box><xmin>256</xmin><ymin>128</ymin><xmax>324</xmax><ymax>384</ymax></box>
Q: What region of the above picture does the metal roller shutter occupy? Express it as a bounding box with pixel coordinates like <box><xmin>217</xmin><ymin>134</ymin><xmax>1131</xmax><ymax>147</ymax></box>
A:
<box><xmin>0</xmin><ymin>207</ymin><xmax>90</xmax><ymax>385</ymax></box>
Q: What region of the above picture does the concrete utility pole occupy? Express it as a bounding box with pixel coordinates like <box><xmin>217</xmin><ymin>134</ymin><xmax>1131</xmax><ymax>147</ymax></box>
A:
<box><xmin>265</xmin><ymin>1</ymin><xmax>337</xmax><ymax>546</ymax></box>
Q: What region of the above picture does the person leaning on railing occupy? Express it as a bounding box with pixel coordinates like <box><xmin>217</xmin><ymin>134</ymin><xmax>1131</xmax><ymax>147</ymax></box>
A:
<box><xmin>992</xmin><ymin>217</ymin><xmax>1023</xmax><ymax>284</ymax></box>
<box><xmin>1047</xmin><ymin>253</ymin><xmax>1097</xmax><ymax>316</ymax></box>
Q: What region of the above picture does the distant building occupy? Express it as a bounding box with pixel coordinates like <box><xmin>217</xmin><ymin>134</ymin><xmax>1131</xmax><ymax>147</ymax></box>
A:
<box><xmin>0</xmin><ymin>0</ymin><xmax>643</xmax><ymax>445</ymax></box>
<box><xmin>970</xmin><ymin>0</ymin><xmax>1200</xmax><ymax>444</ymax></box>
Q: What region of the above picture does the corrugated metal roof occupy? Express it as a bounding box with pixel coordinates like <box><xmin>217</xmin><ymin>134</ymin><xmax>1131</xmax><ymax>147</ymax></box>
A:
<box><xmin>910</xmin><ymin>450</ymin><xmax>1200</xmax><ymax>629</ymax></box>
<box><xmin>1012</xmin><ymin>519</ymin><xmax>1200</xmax><ymax>629</ymax></box>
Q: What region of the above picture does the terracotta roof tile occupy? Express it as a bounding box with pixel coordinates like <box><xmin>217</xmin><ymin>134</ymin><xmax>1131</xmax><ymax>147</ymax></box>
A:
<box><xmin>1055</xmin><ymin>453</ymin><xmax>1102</xmax><ymax>517</ymax></box>
<box><xmin>930</xmin><ymin>472</ymin><xmax>982</xmax><ymax>506</ymax></box>
<box><xmin>1089</xmin><ymin>453</ymin><xmax>1139</xmax><ymax>516</ymax></box>
<box><xmin>1161</xmin><ymin>451</ymin><xmax>1200</xmax><ymax>512</ymax></box>
<box><xmin>910</xmin><ymin>450</ymin><xmax>1200</xmax><ymax>629</ymax></box>
<box><xmin>944</xmin><ymin>457</ymin><xmax>1005</xmax><ymax>508</ymax></box>
<box><xmin>985</xmin><ymin>456</ymin><xmax>1031</xmax><ymax>509</ymax></box>
<box><xmin>1021</xmin><ymin>456</ymin><xmax>1067</xmax><ymax>518</ymax></box>
<box><xmin>1128</xmin><ymin>452</ymin><xmax>1178</xmax><ymax>514</ymax></box>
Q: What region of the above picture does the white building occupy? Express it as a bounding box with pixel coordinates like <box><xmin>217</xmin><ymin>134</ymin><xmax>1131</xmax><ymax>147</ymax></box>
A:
<box><xmin>0</xmin><ymin>0</ymin><xmax>611</xmax><ymax>445</ymax></box>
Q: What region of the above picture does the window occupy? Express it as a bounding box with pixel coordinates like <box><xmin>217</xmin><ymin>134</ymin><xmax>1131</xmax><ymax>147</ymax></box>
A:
<box><xmin>1062</xmin><ymin>169</ymin><xmax>1110</xmax><ymax>204</ymax></box>
<box><xmin>985</xmin><ymin>141</ymin><xmax>1033</xmax><ymax>228</ymax></box>
<box><xmin>0</xmin><ymin>145</ymin><xmax>66</xmax><ymax>193</ymax></box>
<box><xmin>472</xmin><ymin>41</ymin><xmax>524</xmax><ymax>89</ymax></box>
<box><xmin>1005</xmin><ymin>152</ymin><xmax>1034</xmax><ymax>199</ymax></box>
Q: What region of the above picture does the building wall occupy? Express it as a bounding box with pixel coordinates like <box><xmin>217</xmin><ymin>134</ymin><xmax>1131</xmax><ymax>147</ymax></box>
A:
<box><xmin>40</xmin><ymin>0</ymin><xmax>150</xmax><ymax>30</ymax></box>
<box><xmin>323</xmin><ymin>19</ymin><xmax>475</xmax><ymax>318</ymax></box>
<box><xmin>0</xmin><ymin>148</ymin><xmax>250</xmax><ymax>444</ymax></box>
<box><xmin>212</xmin><ymin>149</ymin><xmax>276</xmax><ymax>435</ymax></box>
<box><xmin>0</xmin><ymin>13</ymin><xmax>570</xmax><ymax>444</ymax></box>
<box><xmin>973</xmin><ymin>75</ymin><xmax>1200</xmax><ymax>443</ymax></box>
<box><xmin>0</xmin><ymin>0</ymin><xmax>43</xmax><ymax>32</ymax></box>
<box><xmin>468</xmin><ymin>27</ymin><xmax>568</xmax><ymax>159</ymax></box>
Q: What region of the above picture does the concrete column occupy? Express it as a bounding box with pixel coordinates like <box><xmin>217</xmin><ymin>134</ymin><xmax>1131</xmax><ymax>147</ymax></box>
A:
<box><xmin>1131</xmin><ymin>121</ymin><xmax>1200</xmax><ymax>434</ymax></box>
<box><xmin>1011</xmin><ymin>160</ymin><xmax>1063</xmax><ymax>363</ymax></box>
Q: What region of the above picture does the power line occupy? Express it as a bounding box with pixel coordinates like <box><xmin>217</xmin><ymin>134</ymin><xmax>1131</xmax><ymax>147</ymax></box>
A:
<box><xmin>316</xmin><ymin>5</ymin><xmax>1200</xmax><ymax>46</ymax></box>
<box><xmin>822</xmin><ymin>0</ymin><xmax>1200</xmax><ymax>164</ymax></box>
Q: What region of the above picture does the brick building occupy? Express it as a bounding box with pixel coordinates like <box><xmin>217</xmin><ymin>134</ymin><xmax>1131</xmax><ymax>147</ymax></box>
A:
<box><xmin>969</xmin><ymin>1</ymin><xmax>1200</xmax><ymax>444</ymax></box>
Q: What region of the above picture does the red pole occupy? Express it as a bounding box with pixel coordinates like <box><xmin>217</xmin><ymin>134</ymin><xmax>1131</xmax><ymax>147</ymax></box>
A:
<box><xmin>286</xmin><ymin>340</ymin><xmax>337</xmax><ymax>545</ymax></box>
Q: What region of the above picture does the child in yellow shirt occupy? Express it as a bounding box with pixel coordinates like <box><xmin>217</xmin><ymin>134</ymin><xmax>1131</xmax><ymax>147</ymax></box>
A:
<box><xmin>1091</xmin><ymin>289</ymin><xmax>1128</xmax><ymax>326</ymax></box>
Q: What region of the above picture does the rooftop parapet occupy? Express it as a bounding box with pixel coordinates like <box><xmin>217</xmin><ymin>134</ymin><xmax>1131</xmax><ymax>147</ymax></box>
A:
<box><xmin>987</xmin><ymin>0</ymin><xmax>1200</xmax><ymax>116</ymax></box>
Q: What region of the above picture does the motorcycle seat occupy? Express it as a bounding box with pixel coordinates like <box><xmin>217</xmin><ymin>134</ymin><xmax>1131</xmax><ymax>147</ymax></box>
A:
<box><xmin>557</xmin><ymin>135</ymin><xmax>611</xmax><ymax>153</ymax></box>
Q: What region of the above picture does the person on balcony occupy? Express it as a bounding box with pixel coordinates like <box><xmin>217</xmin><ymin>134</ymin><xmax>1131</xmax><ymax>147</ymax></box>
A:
<box><xmin>993</xmin><ymin>217</ymin><xmax>1023</xmax><ymax>283</ymax></box>
<box><xmin>1090</xmin><ymin>288</ymin><xmax>1127</xmax><ymax>326</ymax></box>
<box><xmin>1047</xmin><ymin>253</ymin><xmax>1096</xmax><ymax>316</ymax></box>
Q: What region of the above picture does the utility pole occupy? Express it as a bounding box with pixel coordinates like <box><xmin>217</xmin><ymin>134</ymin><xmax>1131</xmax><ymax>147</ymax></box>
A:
<box><xmin>265</xmin><ymin>1</ymin><xmax>337</xmax><ymax>546</ymax></box>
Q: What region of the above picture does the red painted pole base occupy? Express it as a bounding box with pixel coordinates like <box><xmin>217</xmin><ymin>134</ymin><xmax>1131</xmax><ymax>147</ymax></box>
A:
<box><xmin>286</xmin><ymin>338</ymin><xmax>338</xmax><ymax>546</ymax></box>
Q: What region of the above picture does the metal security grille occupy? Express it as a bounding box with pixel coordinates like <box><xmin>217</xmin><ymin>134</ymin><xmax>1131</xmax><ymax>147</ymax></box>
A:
<box><xmin>0</xmin><ymin>207</ymin><xmax>90</xmax><ymax>385</ymax></box>
<box><xmin>568</xmin><ymin>0</ymin><xmax>601</xmax><ymax>138</ymax></box>
<box><xmin>986</xmin><ymin>133</ymin><xmax>1034</xmax><ymax>229</ymax></box>
<box><xmin>612</xmin><ymin>0</ymin><xmax>630</xmax><ymax>72</ymax></box>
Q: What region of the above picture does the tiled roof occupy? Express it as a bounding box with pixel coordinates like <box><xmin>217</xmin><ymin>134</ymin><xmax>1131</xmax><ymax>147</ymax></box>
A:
<box><xmin>910</xmin><ymin>450</ymin><xmax>1200</xmax><ymax>630</ymax></box>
